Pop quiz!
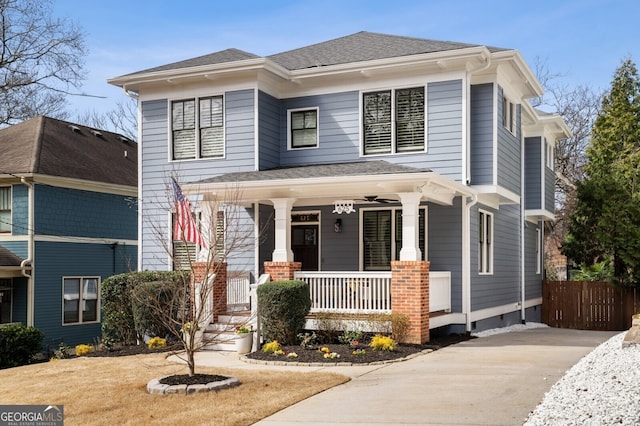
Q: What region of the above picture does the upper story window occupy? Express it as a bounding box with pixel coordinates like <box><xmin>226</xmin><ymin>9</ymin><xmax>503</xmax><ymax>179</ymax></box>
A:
<box><xmin>546</xmin><ymin>141</ymin><xmax>554</xmax><ymax>170</ymax></box>
<box><xmin>502</xmin><ymin>96</ymin><xmax>515</xmax><ymax>134</ymax></box>
<box><xmin>363</xmin><ymin>87</ymin><xmax>425</xmax><ymax>155</ymax></box>
<box><xmin>171</xmin><ymin>96</ymin><xmax>224</xmax><ymax>160</ymax></box>
<box><xmin>63</xmin><ymin>277</ymin><xmax>99</xmax><ymax>324</ymax></box>
<box><xmin>478</xmin><ymin>210</ymin><xmax>493</xmax><ymax>274</ymax></box>
<box><xmin>0</xmin><ymin>187</ymin><xmax>10</xmax><ymax>233</ymax></box>
<box><xmin>289</xmin><ymin>108</ymin><xmax>318</xmax><ymax>149</ymax></box>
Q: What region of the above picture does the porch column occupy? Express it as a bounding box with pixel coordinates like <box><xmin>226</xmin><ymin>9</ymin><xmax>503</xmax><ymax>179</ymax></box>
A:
<box><xmin>271</xmin><ymin>198</ymin><xmax>295</xmax><ymax>262</ymax></box>
<box><xmin>191</xmin><ymin>262</ymin><xmax>227</xmax><ymax>323</ymax></box>
<box><xmin>398</xmin><ymin>192</ymin><xmax>422</xmax><ymax>261</ymax></box>
<box><xmin>391</xmin><ymin>260</ymin><xmax>430</xmax><ymax>344</ymax></box>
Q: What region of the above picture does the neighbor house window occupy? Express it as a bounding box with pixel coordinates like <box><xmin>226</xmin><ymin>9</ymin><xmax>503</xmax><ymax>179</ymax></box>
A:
<box><xmin>502</xmin><ymin>96</ymin><xmax>515</xmax><ymax>134</ymax></box>
<box><xmin>546</xmin><ymin>141</ymin><xmax>554</xmax><ymax>170</ymax></box>
<box><xmin>0</xmin><ymin>187</ymin><xmax>10</xmax><ymax>233</ymax></box>
<box><xmin>536</xmin><ymin>228</ymin><xmax>541</xmax><ymax>275</ymax></box>
<box><xmin>289</xmin><ymin>108</ymin><xmax>318</xmax><ymax>149</ymax></box>
<box><xmin>63</xmin><ymin>277</ymin><xmax>99</xmax><ymax>324</ymax></box>
<box><xmin>363</xmin><ymin>208</ymin><xmax>427</xmax><ymax>270</ymax></box>
<box><xmin>0</xmin><ymin>279</ymin><xmax>12</xmax><ymax>324</ymax></box>
<box><xmin>171</xmin><ymin>96</ymin><xmax>224</xmax><ymax>160</ymax></box>
<box><xmin>478</xmin><ymin>210</ymin><xmax>493</xmax><ymax>274</ymax></box>
<box><xmin>363</xmin><ymin>87</ymin><xmax>424</xmax><ymax>155</ymax></box>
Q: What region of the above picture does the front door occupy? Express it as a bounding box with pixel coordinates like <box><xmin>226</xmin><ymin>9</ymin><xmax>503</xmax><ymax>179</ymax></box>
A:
<box><xmin>292</xmin><ymin>225</ymin><xmax>319</xmax><ymax>271</ymax></box>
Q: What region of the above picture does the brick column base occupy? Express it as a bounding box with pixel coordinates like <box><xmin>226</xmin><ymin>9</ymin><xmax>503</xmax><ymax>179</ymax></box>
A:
<box><xmin>391</xmin><ymin>260</ymin><xmax>430</xmax><ymax>344</ymax></box>
<box><xmin>191</xmin><ymin>262</ymin><xmax>227</xmax><ymax>322</ymax></box>
<box><xmin>263</xmin><ymin>261</ymin><xmax>302</xmax><ymax>281</ymax></box>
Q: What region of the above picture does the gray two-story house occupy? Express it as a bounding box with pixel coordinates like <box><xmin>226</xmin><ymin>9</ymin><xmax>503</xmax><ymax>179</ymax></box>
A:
<box><xmin>109</xmin><ymin>32</ymin><xmax>568</xmax><ymax>343</ymax></box>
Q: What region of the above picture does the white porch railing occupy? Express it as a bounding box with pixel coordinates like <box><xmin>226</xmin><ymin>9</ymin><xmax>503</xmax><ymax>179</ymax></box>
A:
<box><xmin>227</xmin><ymin>271</ymin><xmax>250</xmax><ymax>306</ymax></box>
<box><xmin>293</xmin><ymin>270</ymin><xmax>452</xmax><ymax>314</ymax></box>
<box><xmin>295</xmin><ymin>271</ymin><xmax>392</xmax><ymax>314</ymax></box>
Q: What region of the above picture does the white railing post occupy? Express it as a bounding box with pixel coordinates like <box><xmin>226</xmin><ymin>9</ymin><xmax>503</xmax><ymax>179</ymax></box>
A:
<box><xmin>250</xmin><ymin>274</ymin><xmax>270</xmax><ymax>352</ymax></box>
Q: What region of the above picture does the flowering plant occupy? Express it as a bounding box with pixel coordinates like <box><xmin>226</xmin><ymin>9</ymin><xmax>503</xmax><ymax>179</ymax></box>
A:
<box><xmin>323</xmin><ymin>351</ymin><xmax>340</xmax><ymax>359</ymax></box>
<box><xmin>75</xmin><ymin>344</ymin><xmax>94</xmax><ymax>356</ymax></box>
<box><xmin>286</xmin><ymin>351</ymin><xmax>298</xmax><ymax>358</ymax></box>
<box><xmin>273</xmin><ymin>349</ymin><xmax>285</xmax><ymax>356</ymax></box>
<box><xmin>236</xmin><ymin>324</ymin><xmax>253</xmax><ymax>334</ymax></box>
<box><xmin>147</xmin><ymin>336</ymin><xmax>166</xmax><ymax>349</ymax></box>
<box><xmin>180</xmin><ymin>321</ymin><xmax>200</xmax><ymax>334</ymax></box>
<box><xmin>352</xmin><ymin>348</ymin><xmax>366</xmax><ymax>356</ymax></box>
<box><xmin>262</xmin><ymin>340</ymin><xmax>281</xmax><ymax>354</ymax></box>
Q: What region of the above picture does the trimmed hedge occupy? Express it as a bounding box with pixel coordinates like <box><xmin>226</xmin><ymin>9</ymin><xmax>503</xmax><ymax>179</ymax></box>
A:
<box><xmin>101</xmin><ymin>271</ymin><xmax>188</xmax><ymax>344</ymax></box>
<box><xmin>130</xmin><ymin>280</ymin><xmax>185</xmax><ymax>338</ymax></box>
<box><xmin>0</xmin><ymin>324</ymin><xmax>44</xmax><ymax>369</ymax></box>
<box><xmin>257</xmin><ymin>280</ymin><xmax>311</xmax><ymax>345</ymax></box>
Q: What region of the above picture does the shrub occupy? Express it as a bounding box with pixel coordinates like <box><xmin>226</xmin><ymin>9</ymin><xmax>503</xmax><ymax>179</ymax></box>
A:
<box><xmin>297</xmin><ymin>331</ymin><xmax>319</xmax><ymax>349</ymax></box>
<box><xmin>338</xmin><ymin>330</ymin><xmax>364</xmax><ymax>346</ymax></box>
<box><xmin>147</xmin><ymin>337</ymin><xmax>166</xmax><ymax>349</ymax></box>
<box><xmin>75</xmin><ymin>344</ymin><xmax>93</xmax><ymax>356</ymax></box>
<box><xmin>366</xmin><ymin>312</ymin><xmax>411</xmax><ymax>343</ymax></box>
<box><xmin>101</xmin><ymin>271</ymin><xmax>188</xmax><ymax>345</ymax></box>
<box><xmin>257</xmin><ymin>280</ymin><xmax>311</xmax><ymax>345</ymax></box>
<box><xmin>0</xmin><ymin>324</ymin><xmax>44</xmax><ymax>369</ymax></box>
<box><xmin>313</xmin><ymin>312</ymin><xmax>342</xmax><ymax>343</ymax></box>
<box><xmin>369</xmin><ymin>334</ymin><xmax>398</xmax><ymax>351</ymax></box>
<box><xmin>262</xmin><ymin>340</ymin><xmax>281</xmax><ymax>354</ymax></box>
<box><xmin>131</xmin><ymin>280</ymin><xmax>185</xmax><ymax>339</ymax></box>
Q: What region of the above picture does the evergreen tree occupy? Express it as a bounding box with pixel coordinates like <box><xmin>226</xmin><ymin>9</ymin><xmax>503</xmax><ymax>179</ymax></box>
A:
<box><xmin>563</xmin><ymin>59</ymin><xmax>640</xmax><ymax>286</ymax></box>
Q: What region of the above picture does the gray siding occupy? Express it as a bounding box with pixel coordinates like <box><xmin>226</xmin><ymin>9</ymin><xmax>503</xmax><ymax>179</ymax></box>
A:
<box><xmin>258</xmin><ymin>204</ymin><xmax>275</xmax><ymax>275</ymax></box>
<box><xmin>12</xmin><ymin>184</ymin><xmax>28</xmax><ymax>236</ymax></box>
<box><xmin>279</xmin><ymin>91</ymin><xmax>360</xmax><ymax>166</ymax></box>
<box><xmin>225</xmin><ymin>205</ymin><xmax>257</xmax><ymax>273</ymax></box>
<box><xmin>470</xmin><ymin>204</ymin><xmax>521</xmax><ymax>311</ymax></box>
<box><xmin>470</xmin><ymin>84</ymin><xmax>494</xmax><ymax>185</ymax></box>
<box><xmin>497</xmin><ymin>87</ymin><xmax>521</xmax><ymax>195</ymax></box>
<box><xmin>258</xmin><ymin>91</ymin><xmax>280</xmax><ymax>170</ymax></box>
<box><xmin>545</xmin><ymin>157</ymin><xmax>555</xmax><ymax>213</ymax></box>
<box><xmin>428</xmin><ymin>199</ymin><xmax>463</xmax><ymax>312</ymax></box>
<box><xmin>524</xmin><ymin>137</ymin><xmax>542</xmax><ymax>210</ymax></box>
<box><xmin>139</xmin><ymin>89</ymin><xmax>256</xmax><ymax>270</ymax></box>
<box><xmin>524</xmin><ymin>221</ymin><xmax>542</xmax><ymax>300</ymax></box>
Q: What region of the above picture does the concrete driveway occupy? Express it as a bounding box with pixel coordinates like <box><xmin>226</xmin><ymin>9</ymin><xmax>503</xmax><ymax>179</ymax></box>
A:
<box><xmin>254</xmin><ymin>328</ymin><xmax>617</xmax><ymax>425</ymax></box>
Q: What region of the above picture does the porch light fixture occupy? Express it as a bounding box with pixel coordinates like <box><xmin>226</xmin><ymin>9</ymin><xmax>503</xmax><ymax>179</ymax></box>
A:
<box><xmin>334</xmin><ymin>218</ymin><xmax>342</xmax><ymax>233</ymax></box>
<box><xmin>332</xmin><ymin>200</ymin><xmax>355</xmax><ymax>214</ymax></box>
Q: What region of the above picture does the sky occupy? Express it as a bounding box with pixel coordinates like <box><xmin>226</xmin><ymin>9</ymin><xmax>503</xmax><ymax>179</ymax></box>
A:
<box><xmin>52</xmin><ymin>0</ymin><xmax>640</xmax><ymax>119</ymax></box>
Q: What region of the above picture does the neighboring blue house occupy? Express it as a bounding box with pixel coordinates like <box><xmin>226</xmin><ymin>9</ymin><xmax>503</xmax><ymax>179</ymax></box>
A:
<box><xmin>0</xmin><ymin>116</ymin><xmax>138</xmax><ymax>347</ymax></box>
<box><xmin>109</xmin><ymin>32</ymin><xmax>569</xmax><ymax>342</ymax></box>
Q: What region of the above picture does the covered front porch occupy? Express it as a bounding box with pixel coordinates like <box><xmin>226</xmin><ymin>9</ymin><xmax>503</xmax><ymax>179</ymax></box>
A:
<box><xmin>187</xmin><ymin>161</ymin><xmax>475</xmax><ymax>344</ymax></box>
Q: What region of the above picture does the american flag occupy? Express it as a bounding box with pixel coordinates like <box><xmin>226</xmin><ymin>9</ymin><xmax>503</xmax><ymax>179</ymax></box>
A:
<box><xmin>171</xmin><ymin>177</ymin><xmax>207</xmax><ymax>248</ymax></box>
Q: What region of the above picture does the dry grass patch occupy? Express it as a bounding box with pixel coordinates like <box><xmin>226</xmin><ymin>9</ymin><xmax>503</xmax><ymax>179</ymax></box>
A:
<box><xmin>0</xmin><ymin>353</ymin><xmax>348</xmax><ymax>425</ymax></box>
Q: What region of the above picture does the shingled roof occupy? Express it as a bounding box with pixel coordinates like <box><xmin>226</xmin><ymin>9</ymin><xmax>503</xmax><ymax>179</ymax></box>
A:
<box><xmin>0</xmin><ymin>116</ymin><xmax>137</xmax><ymax>187</ymax></box>
<box><xmin>0</xmin><ymin>246</ymin><xmax>22</xmax><ymax>267</ymax></box>
<box><xmin>117</xmin><ymin>31</ymin><xmax>510</xmax><ymax>77</ymax></box>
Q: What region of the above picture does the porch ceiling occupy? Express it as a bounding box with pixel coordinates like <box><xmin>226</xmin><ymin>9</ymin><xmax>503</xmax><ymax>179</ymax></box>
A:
<box><xmin>184</xmin><ymin>161</ymin><xmax>474</xmax><ymax>207</ymax></box>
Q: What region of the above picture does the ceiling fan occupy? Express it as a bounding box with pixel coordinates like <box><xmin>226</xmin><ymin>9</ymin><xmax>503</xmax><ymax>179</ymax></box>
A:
<box><xmin>359</xmin><ymin>195</ymin><xmax>397</xmax><ymax>204</ymax></box>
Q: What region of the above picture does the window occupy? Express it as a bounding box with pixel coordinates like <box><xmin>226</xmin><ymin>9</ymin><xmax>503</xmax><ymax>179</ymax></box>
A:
<box><xmin>363</xmin><ymin>208</ymin><xmax>427</xmax><ymax>270</ymax></box>
<box><xmin>502</xmin><ymin>96</ymin><xmax>515</xmax><ymax>134</ymax></box>
<box><xmin>546</xmin><ymin>141</ymin><xmax>554</xmax><ymax>169</ymax></box>
<box><xmin>363</xmin><ymin>87</ymin><xmax>424</xmax><ymax>155</ymax></box>
<box><xmin>478</xmin><ymin>210</ymin><xmax>493</xmax><ymax>274</ymax></box>
<box><xmin>289</xmin><ymin>108</ymin><xmax>318</xmax><ymax>149</ymax></box>
<box><xmin>0</xmin><ymin>279</ymin><xmax>12</xmax><ymax>324</ymax></box>
<box><xmin>0</xmin><ymin>187</ymin><xmax>10</xmax><ymax>233</ymax></box>
<box><xmin>171</xmin><ymin>96</ymin><xmax>223</xmax><ymax>160</ymax></box>
<box><xmin>63</xmin><ymin>277</ymin><xmax>99</xmax><ymax>324</ymax></box>
<box><xmin>172</xmin><ymin>211</ymin><xmax>224</xmax><ymax>270</ymax></box>
<box><xmin>536</xmin><ymin>228</ymin><xmax>541</xmax><ymax>275</ymax></box>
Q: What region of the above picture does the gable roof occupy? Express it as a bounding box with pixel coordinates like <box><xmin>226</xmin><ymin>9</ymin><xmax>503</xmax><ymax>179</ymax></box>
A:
<box><xmin>268</xmin><ymin>31</ymin><xmax>508</xmax><ymax>71</ymax></box>
<box><xmin>112</xmin><ymin>31</ymin><xmax>510</xmax><ymax>79</ymax></box>
<box><xmin>0</xmin><ymin>116</ymin><xmax>137</xmax><ymax>187</ymax></box>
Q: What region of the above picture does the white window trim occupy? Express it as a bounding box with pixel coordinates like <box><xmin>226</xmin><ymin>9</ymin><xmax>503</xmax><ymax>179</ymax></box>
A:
<box><xmin>546</xmin><ymin>141</ymin><xmax>554</xmax><ymax>170</ymax></box>
<box><xmin>169</xmin><ymin>95</ymin><xmax>225</xmax><ymax>161</ymax></box>
<box><xmin>502</xmin><ymin>96</ymin><xmax>516</xmax><ymax>135</ymax></box>
<box><xmin>62</xmin><ymin>276</ymin><xmax>100</xmax><ymax>325</ymax></box>
<box><xmin>287</xmin><ymin>107</ymin><xmax>319</xmax><ymax>150</ymax></box>
<box><xmin>358</xmin><ymin>206</ymin><xmax>428</xmax><ymax>270</ymax></box>
<box><xmin>360</xmin><ymin>86</ymin><xmax>427</xmax><ymax>157</ymax></box>
<box><xmin>536</xmin><ymin>228</ymin><xmax>541</xmax><ymax>275</ymax></box>
<box><xmin>478</xmin><ymin>209</ymin><xmax>494</xmax><ymax>275</ymax></box>
<box><xmin>0</xmin><ymin>186</ymin><xmax>11</xmax><ymax>234</ymax></box>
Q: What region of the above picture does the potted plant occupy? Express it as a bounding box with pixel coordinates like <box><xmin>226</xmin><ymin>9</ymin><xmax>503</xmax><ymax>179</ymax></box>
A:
<box><xmin>235</xmin><ymin>324</ymin><xmax>253</xmax><ymax>354</ymax></box>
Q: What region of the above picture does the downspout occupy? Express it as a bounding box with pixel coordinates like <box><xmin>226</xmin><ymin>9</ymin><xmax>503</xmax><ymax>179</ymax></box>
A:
<box><xmin>20</xmin><ymin>177</ymin><xmax>34</xmax><ymax>326</ymax></box>
<box><xmin>462</xmin><ymin>193</ymin><xmax>478</xmax><ymax>333</ymax></box>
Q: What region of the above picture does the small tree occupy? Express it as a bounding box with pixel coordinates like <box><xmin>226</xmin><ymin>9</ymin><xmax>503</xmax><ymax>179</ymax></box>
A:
<box><xmin>136</xmin><ymin>177</ymin><xmax>260</xmax><ymax>376</ymax></box>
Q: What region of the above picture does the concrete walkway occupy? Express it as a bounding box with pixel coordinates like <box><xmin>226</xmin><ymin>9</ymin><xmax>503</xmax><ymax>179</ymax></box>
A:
<box><xmin>248</xmin><ymin>328</ymin><xmax>617</xmax><ymax>425</ymax></box>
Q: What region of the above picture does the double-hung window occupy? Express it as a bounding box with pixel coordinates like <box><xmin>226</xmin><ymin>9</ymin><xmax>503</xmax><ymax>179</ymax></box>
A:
<box><xmin>172</xmin><ymin>210</ymin><xmax>224</xmax><ymax>270</ymax></box>
<box><xmin>478</xmin><ymin>210</ymin><xmax>493</xmax><ymax>274</ymax></box>
<box><xmin>63</xmin><ymin>277</ymin><xmax>99</xmax><ymax>324</ymax></box>
<box><xmin>0</xmin><ymin>187</ymin><xmax>10</xmax><ymax>233</ymax></box>
<box><xmin>363</xmin><ymin>87</ymin><xmax>424</xmax><ymax>155</ymax></box>
<box><xmin>289</xmin><ymin>108</ymin><xmax>318</xmax><ymax>149</ymax></box>
<box><xmin>172</xmin><ymin>96</ymin><xmax>224</xmax><ymax>160</ymax></box>
<box><xmin>362</xmin><ymin>208</ymin><xmax>426</xmax><ymax>270</ymax></box>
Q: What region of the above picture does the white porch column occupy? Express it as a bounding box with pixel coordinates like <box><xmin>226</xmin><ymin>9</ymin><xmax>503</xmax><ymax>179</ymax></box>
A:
<box><xmin>398</xmin><ymin>192</ymin><xmax>423</xmax><ymax>261</ymax></box>
<box><xmin>271</xmin><ymin>198</ymin><xmax>295</xmax><ymax>261</ymax></box>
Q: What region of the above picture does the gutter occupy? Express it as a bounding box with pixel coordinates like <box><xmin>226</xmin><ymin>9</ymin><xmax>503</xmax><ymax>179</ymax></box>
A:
<box><xmin>20</xmin><ymin>176</ymin><xmax>34</xmax><ymax>326</ymax></box>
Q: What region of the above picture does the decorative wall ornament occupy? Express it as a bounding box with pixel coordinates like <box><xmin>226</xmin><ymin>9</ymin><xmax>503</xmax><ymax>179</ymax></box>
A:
<box><xmin>332</xmin><ymin>200</ymin><xmax>355</xmax><ymax>214</ymax></box>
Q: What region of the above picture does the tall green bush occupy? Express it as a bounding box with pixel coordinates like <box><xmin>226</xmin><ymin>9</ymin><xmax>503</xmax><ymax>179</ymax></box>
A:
<box><xmin>0</xmin><ymin>324</ymin><xmax>44</xmax><ymax>369</ymax></box>
<box><xmin>130</xmin><ymin>280</ymin><xmax>185</xmax><ymax>338</ymax></box>
<box><xmin>257</xmin><ymin>280</ymin><xmax>311</xmax><ymax>345</ymax></box>
<box><xmin>101</xmin><ymin>271</ymin><xmax>188</xmax><ymax>344</ymax></box>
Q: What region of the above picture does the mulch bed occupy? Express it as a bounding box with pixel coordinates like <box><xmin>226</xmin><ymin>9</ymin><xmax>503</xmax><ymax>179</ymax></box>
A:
<box><xmin>84</xmin><ymin>344</ymin><xmax>176</xmax><ymax>358</ymax></box>
<box><xmin>159</xmin><ymin>374</ymin><xmax>230</xmax><ymax>386</ymax></box>
<box><xmin>245</xmin><ymin>333</ymin><xmax>473</xmax><ymax>364</ymax></box>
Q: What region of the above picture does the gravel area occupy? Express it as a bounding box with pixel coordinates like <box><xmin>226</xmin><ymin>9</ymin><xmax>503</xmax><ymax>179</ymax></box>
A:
<box><xmin>525</xmin><ymin>332</ymin><xmax>640</xmax><ymax>425</ymax></box>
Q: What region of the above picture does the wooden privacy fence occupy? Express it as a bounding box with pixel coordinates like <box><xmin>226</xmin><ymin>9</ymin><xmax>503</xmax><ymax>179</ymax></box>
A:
<box><xmin>542</xmin><ymin>280</ymin><xmax>640</xmax><ymax>331</ymax></box>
